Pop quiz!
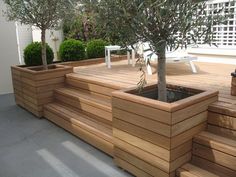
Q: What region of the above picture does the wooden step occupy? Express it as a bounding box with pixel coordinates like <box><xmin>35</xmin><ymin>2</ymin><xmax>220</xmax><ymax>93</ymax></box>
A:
<box><xmin>193</xmin><ymin>131</ymin><xmax>236</xmax><ymax>171</ymax></box>
<box><xmin>65</xmin><ymin>73</ymin><xmax>120</xmax><ymax>97</ymax></box>
<box><xmin>207</xmin><ymin>110</ymin><xmax>236</xmax><ymax>138</ymax></box>
<box><xmin>191</xmin><ymin>155</ymin><xmax>236</xmax><ymax>177</ymax></box>
<box><xmin>54</xmin><ymin>87</ymin><xmax>112</xmax><ymax>122</ymax></box>
<box><xmin>208</xmin><ymin>101</ymin><xmax>236</xmax><ymax>118</ymax></box>
<box><xmin>44</xmin><ymin>102</ymin><xmax>113</xmax><ymax>156</ymax></box>
<box><xmin>177</xmin><ymin>163</ymin><xmax>227</xmax><ymax>177</ymax></box>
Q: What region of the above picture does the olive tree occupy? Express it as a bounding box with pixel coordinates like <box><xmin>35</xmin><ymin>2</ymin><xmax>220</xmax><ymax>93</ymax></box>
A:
<box><xmin>4</xmin><ymin>0</ymin><xmax>77</xmax><ymax>69</ymax></box>
<box><xmin>97</xmin><ymin>0</ymin><xmax>226</xmax><ymax>102</ymax></box>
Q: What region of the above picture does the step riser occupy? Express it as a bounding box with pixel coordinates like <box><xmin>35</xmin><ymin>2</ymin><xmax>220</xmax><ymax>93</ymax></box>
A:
<box><xmin>192</xmin><ymin>142</ymin><xmax>236</xmax><ymax>171</ymax></box>
<box><xmin>192</xmin><ymin>155</ymin><xmax>236</xmax><ymax>177</ymax></box>
<box><xmin>55</xmin><ymin>92</ymin><xmax>112</xmax><ymax>123</ymax></box>
<box><xmin>44</xmin><ymin>108</ymin><xmax>113</xmax><ymax>156</ymax></box>
<box><xmin>207</xmin><ymin>111</ymin><xmax>236</xmax><ymax>137</ymax></box>
<box><xmin>207</xmin><ymin>124</ymin><xmax>236</xmax><ymax>138</ymax></box>
<box><xmin>66</xmin><ymin>77</ymin><xmax>116</xmax><ymax>98</ymax></box>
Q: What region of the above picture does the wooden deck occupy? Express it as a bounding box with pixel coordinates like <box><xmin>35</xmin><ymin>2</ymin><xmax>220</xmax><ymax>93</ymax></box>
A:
<box><xmin>74</xmin><ymin>60</ymin><xmax>236</xmax><ymax>105</ymax></box>
<box><xmin>41</xmin><ymin>59</ymin><xmax>236</xmax><ymax>177</ymax></box>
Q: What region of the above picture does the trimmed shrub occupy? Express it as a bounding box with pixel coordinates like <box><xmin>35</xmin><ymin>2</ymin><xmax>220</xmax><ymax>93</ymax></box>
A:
<box><xmin>24</xmin><ymin>42</ymin><xmax>54</xmax><ymax>66</ymax></box>
<box><xmin>59</xmin><ymin>39</ymin><xmax>85</xmax><ymax>61</ymax></box>
<box><xmin>86</xmin><ymin>39</ymin><xmax>109</xmax><ymax>59</ymax></box>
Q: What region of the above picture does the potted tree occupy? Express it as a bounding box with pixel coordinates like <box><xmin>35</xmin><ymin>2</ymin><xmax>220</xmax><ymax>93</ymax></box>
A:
<box><xmin>97</xmin><ymin>0</ymin><xmax>225</xmax><ymax>176</ymax></box>
<box><xmin>231</xmin><ymin>69</ymin><xmax>236</xmax><ymax>96</ymax></box>
<box><xmin>4</xmin><ymin>0</ymin><xmax>76</xmax><ymax>117</ymax></box>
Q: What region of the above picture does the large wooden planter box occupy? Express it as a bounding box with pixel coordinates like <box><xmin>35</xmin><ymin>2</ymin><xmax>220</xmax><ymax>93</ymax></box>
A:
<box><xmin>112</xmin><ymin>84</ymin><xmax>218</xmax><ymax>177</ymax></box>
<box><xmin>11</xmin><ymin>64</ymin><xmax>73</xmax><ymax>117</ymax></box>
<box><xmin>231</xmin><ymin>77</ymin><xmax>236</xmax><ymax>96</ymax></box>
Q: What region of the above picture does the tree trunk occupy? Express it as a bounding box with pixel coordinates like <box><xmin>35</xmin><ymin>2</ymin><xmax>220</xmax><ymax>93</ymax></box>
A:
<box><xmin>41</xmin><ymin>28</ymin><xmax>48</xmax><ymax>70</ymax></box>
<box><xmin>157</xmin><ymin>47</ymin><xmax>167</xmax><ymax>102</ymax></box>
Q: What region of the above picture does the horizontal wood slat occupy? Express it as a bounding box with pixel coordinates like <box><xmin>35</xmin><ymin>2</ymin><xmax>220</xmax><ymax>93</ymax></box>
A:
<box><xmin>44</xmin><ymin>109</ymin><xmax>113</xmax><ymax>156</ymax></box>
<box><xmin>11</xmin><ymin>65</ymin><xmax>73</xmax><ymax>117</ymax></box>
<box><xmin>193</xmin><ymin>143</ymin><xmax>236</xmax><ymax>171</ymax></box>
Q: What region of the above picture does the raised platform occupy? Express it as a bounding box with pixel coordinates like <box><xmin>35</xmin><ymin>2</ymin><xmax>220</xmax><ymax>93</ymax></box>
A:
<box><xmin>42</xmin><ymin>60</ymin><xmax>236</xmax><ymax>177</ymax></box>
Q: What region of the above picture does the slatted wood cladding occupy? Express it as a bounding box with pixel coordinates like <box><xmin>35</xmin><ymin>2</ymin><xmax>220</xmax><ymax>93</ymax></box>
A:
<box><xmin>11</xmin><ymin>65</ymin><xmax>73</xmax><ymax>117</ymax></box>
<box><xmin>231</xmin><ymin>77</ymin><xmax>236</xmax><ymax>96</ymax></box>
<box><xmin>71</xmin><ymin>60</ymin><xmax>235</xmax><ymax>177</ymax></box>
<box><xmin>112</xmin><ymin>85</ymin><xmax>218</xmax><ymax>177</ymax></box>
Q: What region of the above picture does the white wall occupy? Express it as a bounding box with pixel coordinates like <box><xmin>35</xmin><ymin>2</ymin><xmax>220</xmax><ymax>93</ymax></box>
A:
<box><xmin>0</xmin><ymin>0</ymin><xmax>19</xmax><ymax>94</ymax></box>
<box><xmin>16</xmin><ymin>23</ymin><xmax>33</xmax><ymax>64</ymax></box>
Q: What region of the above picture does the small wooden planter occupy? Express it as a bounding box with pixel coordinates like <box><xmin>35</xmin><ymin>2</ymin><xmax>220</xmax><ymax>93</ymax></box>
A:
<box><xmin>11</xmin><ymin>64</ymin><xmax>73</xmax><ymax>117</ymax></box>
<box><xmin>112</xmin><ymin>84</ymin><xmax>218</xmax><ymax>177</ymax></box>
<box><xmin>231</xmin><ymin>76</ymin><xmax>236</xmax><ymax>96</ymax></box>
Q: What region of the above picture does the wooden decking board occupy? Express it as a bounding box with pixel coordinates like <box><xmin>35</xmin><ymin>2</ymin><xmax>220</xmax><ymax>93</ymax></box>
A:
<box><xmin>114</xmin><ymin>158</ymin><xmax>154</xmax><ymax>177</ymax></box>
<box><xmin>46</xmin><ymin>103</ymin><xmax>112</xmax><ymax>134</ymax></box>
<box><xmin>113</xmin><ymin>117</ymin><xmax>171</xmax><ymax>149</ymax></box>
<box><xmin>44</xmin><ymin>103</ymin><xmax>113</xmax><ymax>143</ymax></box>
<box><xmin>112</xmin><ymin>97</ymin><xmax>171</xmax><ymax>125</ymax></box>
<box><xmin>66</xmin><ymin>73</ymin><xmax>125</xmax><ymax>89</ymax></box>
<box><xmin>194</xmin><ymin>131</ymin><xmax>236</xmax><ymax>156</ymax></box>
<box><xmin>113</xmin><ymin>128</ymin><xmax>170</xmax><ymax>161</ymax></box>
<box><xmin>73</xmin><ymin>60</ymin><xmax>236</xmax><ymax>112</ymax></box>
<box><xmin>171</xmin><ymin>123</ymin><xmax>206</xmax><ymax>149</ymax></box>
<box><xmin>44</xmin><ymin>109</ymin><xmax>113</xmax><ymax>156</ymax></box>
<box><xmin>178</xmin><ymin>163</ymin><xmax>221</xmax><ymax>177</ymax></box>
<box><xmin>192</xmin><ymin>143</ymin><xmax>236</xmax><ymax>171</ymax></box>
<box><xmin>113</xmin><ymin>108</ymin><xmax>171</xmax><ymax>137</ymax></box>
<box><xmin>38</xmin><ymin>60</ymin><xmax>236</xmax><ymax>176</ymax></box>
<box><xmin>207</xmin><ymin>124</ymin><xmax>236</xmax><ymax>138</ymax></box>
<box><xmin>114</xmin><ymin>147</ymin><xmax>173</xmax><ymax>177</ymax></box>
<box><xmin>66</xmin><ymin>78</ymin><xmax>115</xmax><ymax>98</ymax></box>
<box><xmin>208</xmin><ymin>112</ymin><xmax>236</xmax><ymax>131</ymax></box>
<box><xmin>208</xmin><ymin>102</ymin><xmax>236</xmax><ymax>118</ymax></box>
<box><xmin>192</xmin><ymin>155</ymin><xmax>236</xmax><ymax>177</ymax></box>
<box><xmin>55</xmin><ymin>92</ymin><xmax>112</xmax><ymax>122</ymax></box>
<box><xmin>55</xmin><ymin>87</ymin><xmax>111</xmax><ymax>111</ymax></box>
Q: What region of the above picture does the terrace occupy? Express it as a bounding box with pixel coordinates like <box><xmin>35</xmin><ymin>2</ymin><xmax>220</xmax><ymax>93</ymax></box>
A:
<box><xmin>7</xmin><ymin>58</ymin><xmax>236</xmax><ymax>177</ymax></box>
<box><xmin>1</xmin><ymin>0</ymin><xmax>236</xmax><ymax>177</ymax></box>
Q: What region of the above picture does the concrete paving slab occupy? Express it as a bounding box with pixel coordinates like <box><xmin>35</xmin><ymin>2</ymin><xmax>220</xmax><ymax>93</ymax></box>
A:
<box><xmin>0</xmin><ymin>94</ymin><xmax>133</xmax><ymax>177</ymax></box>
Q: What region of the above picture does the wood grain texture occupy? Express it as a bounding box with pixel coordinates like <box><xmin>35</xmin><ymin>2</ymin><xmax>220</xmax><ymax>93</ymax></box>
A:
<box><xmin>193</xmin><ymin>143</ymin><xmax>236</xmax><ymax>171</ymax></box>
<box><xmin>44</xmin><ymin>109</ymin><xmax>113</xmax><ymax>156</ymax></box>
<box><xmin>11</xmin><ymin>65</ymin><xmax>73</xmax><ymax>117</ymax></box>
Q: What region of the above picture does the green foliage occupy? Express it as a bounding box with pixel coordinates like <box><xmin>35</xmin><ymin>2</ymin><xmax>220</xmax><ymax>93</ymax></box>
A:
<box><xmin>59</xmin><ymin>39</ymin><xmax>85</xmax><ymax>61</ymax></box>
<box><xmin>86</xmin><ymin>39</ymin><xmax>109</xmax><ymax>59</ymax></box>
<box><xmin>63</xmin><ymin>0</ymin><xmax>105</xmax><ymax>42</ymax></box>
<box><xmin>24</xmin><ymin>42</ymin><xmax>54</xmax><ymax>66</ymax></box>
<box><xmin>4</xmin><ymin>0</ymin><xmax>76</xmax><ymax>29</ymax></box>
<box><xmin>96</xmin><ymin>0</ymin><xmax>226</xmax><ymax>101</ymax></box>
<box><xmin>98</xmin><ymin>0</ymin><xmax>226</xmax><ymax>52</ymax></box>
<box><xmin>4</xmin><ymin>0</ymin><xmax>77</xmax><ymax>69</ymax></box>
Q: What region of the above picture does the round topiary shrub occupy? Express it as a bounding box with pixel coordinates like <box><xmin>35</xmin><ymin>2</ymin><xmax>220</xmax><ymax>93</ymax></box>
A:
<box><xmin>86</xmin><ymin>39</ymin><xmax>109</xmax><ymax>59</ymax></box>
<box><xmin>59</xmin><ymin>39</ymin><xmax>85</xmax><ymax>61</ymax></box>
<box><xmin>24</xmin><ymin>42</ymin><xmax>54</xmax><ymax>66</ymax></box>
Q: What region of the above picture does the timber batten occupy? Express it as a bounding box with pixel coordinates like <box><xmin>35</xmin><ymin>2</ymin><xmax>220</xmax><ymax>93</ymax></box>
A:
<box><xmin>11</xmin><ymin>60</ymin><xmax>236</xmax><ymax>177</ymax></box>
<box><xmin>12</xmin><ymin>64</ymin><xmax>73</xmax><ymax>117</ymax></box>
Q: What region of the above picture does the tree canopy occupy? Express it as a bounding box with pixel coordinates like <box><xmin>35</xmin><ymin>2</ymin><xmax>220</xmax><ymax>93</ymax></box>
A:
<box><xmin>4</xmin><ymin>0</ymin><xmax>77</xmax><ymax>69</ymax></box>
<box><xmin>96</xmin><ymin>0</ymin><xmax>226</xmax><ymax>101</ymax></box>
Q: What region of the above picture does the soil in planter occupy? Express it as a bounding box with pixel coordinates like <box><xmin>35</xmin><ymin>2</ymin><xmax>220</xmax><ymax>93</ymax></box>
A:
<box><xmin>136</xmin><ymin>86</ymin><xmax>202</xmax><ymax>103</ymax></box>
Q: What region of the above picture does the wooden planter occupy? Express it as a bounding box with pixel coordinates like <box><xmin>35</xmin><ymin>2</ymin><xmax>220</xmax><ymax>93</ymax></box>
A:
<box><xmin>11</xmin><ymin>64</ymin><xmax>73</xmax><ymax>117</ymax></box>
<box><xmin>231</xmin><ymin>76</ymin><xmax>236</xmax><ymax>96</ymax></box>
<box><xmin>112</xmin><ymin>84</ymin><xmax>218</xmax><ymax>177</ymax></box>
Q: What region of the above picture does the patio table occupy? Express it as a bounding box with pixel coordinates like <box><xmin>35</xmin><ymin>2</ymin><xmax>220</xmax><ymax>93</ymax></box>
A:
<box><xmin>105</xmin><ymin>45</ymin><xmax>135</xmax><ymax>68</ymax></box>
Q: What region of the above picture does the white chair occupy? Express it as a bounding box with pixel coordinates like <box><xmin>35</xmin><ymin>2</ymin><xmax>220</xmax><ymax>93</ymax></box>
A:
<box><xmin>105</xmin><ymin>45</ymin><xmax>135</xmax><ymax>68</ymax></box>
<box><xmin>142</xmin><ymin>43</ymin><xmax>197</xmax><ymax>75</ymax></box>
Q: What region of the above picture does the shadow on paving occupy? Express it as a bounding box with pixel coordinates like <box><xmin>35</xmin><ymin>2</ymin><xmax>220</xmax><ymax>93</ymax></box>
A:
<box><xmin>0</xmin><ymin>94</ymin><xmax>133</xmax><ymax>177</ymax></box>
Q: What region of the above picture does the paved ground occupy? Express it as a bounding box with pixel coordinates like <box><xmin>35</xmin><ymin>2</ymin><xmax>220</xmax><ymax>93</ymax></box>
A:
<box><xmin>0</xmin><ymin>94</ymin><xmax>133</xmax><ymax>177</ymax></box>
